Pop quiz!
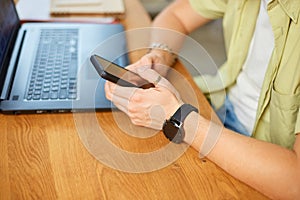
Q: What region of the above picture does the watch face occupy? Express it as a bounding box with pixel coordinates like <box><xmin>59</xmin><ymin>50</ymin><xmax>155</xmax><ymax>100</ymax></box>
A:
<box><xmin>163</xmin><ymin>120</ymin><xmax>184</xmax><ymax>144</ymax></box>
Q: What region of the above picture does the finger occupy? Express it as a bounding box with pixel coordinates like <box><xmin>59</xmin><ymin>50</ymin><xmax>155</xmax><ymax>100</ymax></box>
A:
<box><xmin>104</xmin><ymin>81</ymin><xmax>116</xmax><ymax>101</ymax></box>
<box><xmin>111</xmin><ymin>98</ymin><xmax>129</xmax><ymax>114</ymax></box>
<box><xmin>139</xmin><ymin>53</ymin><xmax>155</xmax><ymax>66</ymax></box>
<box><xmin>136</xmin><ymin>68</ymin><xmax>181</xmax><ymax>100</ymax></box>
<box><xmin>105</xmin><ymin>79</ymin><xmax>139</xmax><ymax>101</ymax></box>
<box><xmin>126</xmin><ymin>60</ymin><xmax>152</xmax><ymax>73</ymax></box>
<box><xmin>111</xmin><ymin>94</ymin><xmax>149</xmax><ymax>125</ymax></box>
<box><xmin>136</xmin><ymin>66</ymin><xmax>160</xmax><ymax>83</ymax></box>
<box><xmin>125</xmin><ymin>63</ymin><xmax>139</xmax><ymax>72</ymax></box>
<box><xmin>113</xmin><ymin>85</ymin><xmax>139</xmax><ymax>100</ymax></box>
<box><xmin>109</xmin><ymin>87</ymin><xmax>139</xmax><ymax>116</ymax></box>
<box><xmin>109</xmin><ymin>85</ymin><xmax>144</xmax><ymax>117</ymax></box>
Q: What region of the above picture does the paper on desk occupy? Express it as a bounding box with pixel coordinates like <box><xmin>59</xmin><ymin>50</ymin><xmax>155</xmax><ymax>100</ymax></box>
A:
<box><xmin>50</xmin><ymin>0</ymin><xmax>125</xmax><ymax>16</ymax></box>
<box><xmin>16</xmin><ymin>0</ymin><xmax>119</xmax><ymax>23</ymax></box>
<box><xmin>55</xmin><ymin>0</ymin><xmax>101</xmax><ymax>6</ymax></box>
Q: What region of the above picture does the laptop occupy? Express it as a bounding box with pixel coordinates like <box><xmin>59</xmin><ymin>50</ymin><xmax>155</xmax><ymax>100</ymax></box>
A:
<box><xmin>0</xmin><ymin>0</ymin><xmax>128</xmax><ymax>114</ymax></box>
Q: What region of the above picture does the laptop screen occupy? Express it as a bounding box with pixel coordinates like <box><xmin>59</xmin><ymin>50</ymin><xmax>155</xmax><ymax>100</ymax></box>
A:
<box><xmin>0</xmin><ymin>0</ymin><xmax>20</xmax><ymax>92</ymax></box>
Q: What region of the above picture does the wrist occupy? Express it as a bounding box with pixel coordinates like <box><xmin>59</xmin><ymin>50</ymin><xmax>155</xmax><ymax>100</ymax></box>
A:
<box><xmin>148</xmin><ymin>43</ymin><xmax>178</xmax><ymax>66</ymax></box>
<box><xmin>162</xmin><ymin>103</ymin><xmax>198</xmax><ymax>144</ymax></box>
<box><xmin>183</xmin><ymin>113</ymin><xmax>223</xmax><ymax>158</ymax></box>
<box><xmin>166</xmin><ymin>101</ymin><xmax>183</xmax><ymax>120</ymax></box>
<box><xmin>182</xmin><ymin>112</ymin><xmax>205</xmax><ymax>146</ymax></box>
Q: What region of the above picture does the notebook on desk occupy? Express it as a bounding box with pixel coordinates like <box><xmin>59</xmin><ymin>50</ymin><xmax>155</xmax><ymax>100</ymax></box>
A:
<box><xmin>50</xmin><ymin>0</ymin><xmax>125</xmax><ymax>18</ymax></box>
<box><xmin>0</xmin><ymin>0</ymin><xmax>128</xmax><ymax>114</ymax></box>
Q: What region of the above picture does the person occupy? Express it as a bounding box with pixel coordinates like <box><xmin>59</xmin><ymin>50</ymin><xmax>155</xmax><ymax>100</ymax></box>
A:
<box><xmin>105</xmin><ymin>0</ymin><xmax>300</xmax><ymax>199</ymax></box>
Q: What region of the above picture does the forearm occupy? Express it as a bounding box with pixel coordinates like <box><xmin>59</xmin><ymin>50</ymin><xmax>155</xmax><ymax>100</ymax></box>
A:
<box><xmin>150</xmin><ymin>7</ymin><xmax>190</xmax><ymax>54</ymax></box>
<box><xmin>151</xmin><ymin>0</ymin><xmax>211</xmax><ymax>37</ymax></box>
<box><xmin>184</xmin><ymin>112</ymin><xmax>300</xmax><ymax>199</ymax></box>
<box><xmin>148</xmin><ymin>0</ymin><xmax>211</xmax><ymax>60</ymax></box>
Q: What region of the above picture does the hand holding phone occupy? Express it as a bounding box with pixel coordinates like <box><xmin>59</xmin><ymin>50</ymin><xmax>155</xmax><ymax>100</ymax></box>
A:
<box><xmin>90</xmin><ymin>54</ymin><xmax>155</xmax><ymax>89</ymax></box>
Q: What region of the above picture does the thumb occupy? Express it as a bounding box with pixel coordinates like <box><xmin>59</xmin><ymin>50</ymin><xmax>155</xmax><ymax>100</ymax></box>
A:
<box><xmin>136</xmin><ymin>66</ymin><xmax>161</xmax><ymax>83</ymax></box>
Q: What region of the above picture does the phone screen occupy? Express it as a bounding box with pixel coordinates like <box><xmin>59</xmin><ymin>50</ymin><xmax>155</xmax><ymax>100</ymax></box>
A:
<box><xmin>90</xmin><ymin>55</ymin><xmax>154</xmax><ymax>89</ymax></box>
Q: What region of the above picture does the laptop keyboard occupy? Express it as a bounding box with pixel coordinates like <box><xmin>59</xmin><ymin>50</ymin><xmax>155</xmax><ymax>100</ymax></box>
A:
<box><xmin>25</xmin><ymin>28</ymin><xmax>78</xmax><ymax>101</ymax></box>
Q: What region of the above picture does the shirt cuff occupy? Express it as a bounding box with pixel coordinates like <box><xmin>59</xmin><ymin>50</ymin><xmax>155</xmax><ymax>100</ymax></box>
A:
<box><xmin>295</xmin><ymin>107</ymin><xmax>300</xmax><ymax>134</ymax></box>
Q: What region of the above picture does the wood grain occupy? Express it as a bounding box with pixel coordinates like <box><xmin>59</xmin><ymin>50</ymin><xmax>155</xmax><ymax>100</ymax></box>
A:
<box><xmin>0</xmin><ymin>68</ymin><xmax>269</xmax><ymax>200</ymax></box>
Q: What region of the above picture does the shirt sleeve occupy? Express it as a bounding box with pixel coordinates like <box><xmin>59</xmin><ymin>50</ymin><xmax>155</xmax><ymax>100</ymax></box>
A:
<box><xmin>188</xmin><ymin>0</ymin><xmax>227</xmax><ymax>19</ymax></box>
<box><xmin>295</xmin><ymin>107</ymin><xmax>300</xmax><ymax>134</ymax></box>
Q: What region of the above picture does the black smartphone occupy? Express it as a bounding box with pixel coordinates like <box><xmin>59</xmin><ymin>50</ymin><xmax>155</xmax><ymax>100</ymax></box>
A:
<box><xmin>90</xmin><ymin>54</ymin><xmax>154</xmax><ymax>89</ymax></box>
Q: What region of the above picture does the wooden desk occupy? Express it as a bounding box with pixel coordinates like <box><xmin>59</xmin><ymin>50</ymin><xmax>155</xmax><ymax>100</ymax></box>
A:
<box><xmin>0</xmin><ymin>0</ymin><xmax>268</xmax><ymax>199</ymax></box>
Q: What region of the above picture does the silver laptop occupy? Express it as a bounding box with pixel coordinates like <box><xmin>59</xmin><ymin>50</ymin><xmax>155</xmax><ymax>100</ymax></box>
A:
<box><xmin>0</xmin><ymin>0</ymin><xmax>128</xmax><ymax>114</ymax></box>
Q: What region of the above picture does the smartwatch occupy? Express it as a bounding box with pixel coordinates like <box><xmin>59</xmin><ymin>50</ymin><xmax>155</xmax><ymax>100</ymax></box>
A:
<box><xmin>162</xmin><ymin>104</ymin><xmax>198</xmax><ymax>144</ymax></box>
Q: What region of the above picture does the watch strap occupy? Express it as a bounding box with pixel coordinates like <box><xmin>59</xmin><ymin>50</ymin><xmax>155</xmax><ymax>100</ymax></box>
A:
<box><xmin>171</xmin><ymin>104</ymin><xmax>198</xmax><ymax>123</ymax></box>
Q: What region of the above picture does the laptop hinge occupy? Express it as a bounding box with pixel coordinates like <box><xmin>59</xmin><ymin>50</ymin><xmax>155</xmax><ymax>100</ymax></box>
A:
<box><xmin>1</xmin><ymin>30</ymin><xmax>27</xmax><ymax>100</ymax></box>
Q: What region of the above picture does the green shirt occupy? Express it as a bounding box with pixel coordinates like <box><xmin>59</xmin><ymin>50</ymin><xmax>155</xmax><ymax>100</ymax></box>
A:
<box><xmin>190</xmin><ymin>0</ymin><xmax>300</xmax><ymax>148</ymax></box>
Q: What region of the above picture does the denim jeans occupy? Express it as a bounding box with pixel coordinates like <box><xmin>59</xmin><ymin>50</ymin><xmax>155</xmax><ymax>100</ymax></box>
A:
<box><xmin>213</xmin><ymin>96</ymin><xmax>251</xmax><ymax>137</ymax></box>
